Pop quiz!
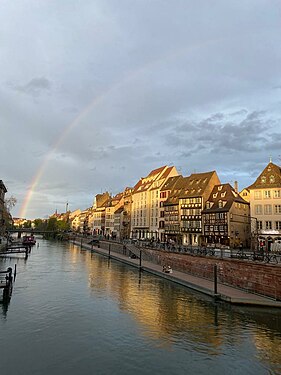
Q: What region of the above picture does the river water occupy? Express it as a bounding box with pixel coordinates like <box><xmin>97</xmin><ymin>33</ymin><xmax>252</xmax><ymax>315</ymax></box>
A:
<box><xmin>0</xmin><ymin>239</ymin><xmax>281</xmax><ymax>375</ymax></box>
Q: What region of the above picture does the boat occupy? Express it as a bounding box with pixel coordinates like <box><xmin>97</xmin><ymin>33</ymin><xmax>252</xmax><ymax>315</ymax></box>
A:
<box><xmin>22</xmin><ymin>235</ymin><xmax>36</xmax><ymax>246</ymax></box>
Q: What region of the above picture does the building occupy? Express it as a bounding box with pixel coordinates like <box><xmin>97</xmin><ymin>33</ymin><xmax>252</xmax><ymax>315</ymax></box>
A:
<box><xmin>92</xmin><ymin>192</ymin><xmax>111</xmax><ymax>236</ymax></box>
<box><xmin>131</xmin><ymin>166</ymin><xmax>179</xmax><ymax>239</ymax></box>
<box><xmin>202</xmin><ymin>183</ymin><xmax>251</xmax><ymax>248</ymax></box>
<box><xmin>0</xmin><ymin>180</ymin><xmax>7</xmax><ymax>235</ymax></box>
<box><xmin>247</xmin><ymin>160</ymin><xmax>281</xmax><ymax>250</ymax></box>
<box><xmin>179</xmin><ymin>171</ymin><xmax>220</xmax><ymax>246</ymax></box>
<box><xmin>162</xmin><ymin>175</ymin><xmax>186</xmax><ymax>243</ymax></box>
<box><xmin>120</xmin><ymin>187</ymin><xmax>133</xmax><ymax>240</ymax></box>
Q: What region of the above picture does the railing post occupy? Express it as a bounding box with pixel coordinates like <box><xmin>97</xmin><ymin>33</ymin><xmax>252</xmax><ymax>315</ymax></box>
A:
<box><xmin>139</xmin><ymin>250</ymin><xmax>142</xmax><ymax>269</ymax></box>
<box><xmin>14</xmin><ymin>264</ymin><xmax>17</xmax><ymax>281</ymax></box>
<box><xmin>80</xmin><ymin>238</ymin><xmax>83</xmax><ymax>248</ymax></box>
<box><xmin>214</xmin><ymin>264</ymin><xmax>218</xmax><ymax>295</ymax></box>
<box><xmin>108</xmin><ymin>244</ymin><xmax>111</xmax><ymax>258</ymax></box>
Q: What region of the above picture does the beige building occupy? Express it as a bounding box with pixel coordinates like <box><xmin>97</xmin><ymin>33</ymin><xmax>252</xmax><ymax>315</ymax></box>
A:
<box><xmin>92</xmin><ymin>192</ymin><xmax>111</xmax><ymax>236</ymax></box>
<box><xmin>247</xmin><ymin>160</ymin><xmax>281</xmax><ymax>250</ymax></box>
<box><xmin>131</xmin><ymin>166</ymin><xmax>179</xmax><ymax>239</ymax></box>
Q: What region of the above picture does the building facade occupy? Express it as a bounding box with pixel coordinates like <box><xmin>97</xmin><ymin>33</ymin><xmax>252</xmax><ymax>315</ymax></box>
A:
<box><xmin>179</xmin><ymin>171</ymin><xmax>221</xmax><ymax>246</ymax></box>
<box><xmin>0</xmin><ymin>180</ymin><xmax>7</xmax><ymax>236</ymax></box>
<box><xmin>247</xmin><ymin>160</ymin><xmax>281</xmax><ymax>250</ymax></box>
<box><xmin>131</xmin><ymin>166</ymin><xmax>179</xmax><ymax>239</ymax></box>
<box><xmin>202</xmin><ymin>183</ymin><xmax>251</xmax><ymax>248</ymax></box>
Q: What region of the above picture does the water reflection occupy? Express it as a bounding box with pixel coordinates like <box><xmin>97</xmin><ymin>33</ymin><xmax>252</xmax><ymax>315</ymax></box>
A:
<box><xmin>72</xmin><ymin>244</ymin><xmax>281</xmax><ymax>370</ymax></box>
<box><xmin>2</xmin><ymin>241</ymin><xmax>280</xmax><ymax>374</ymax></box>
<box><xmin>0</xmin><ymin>299</ymin><xmax>10</xmax><ymax>318</ymax></box>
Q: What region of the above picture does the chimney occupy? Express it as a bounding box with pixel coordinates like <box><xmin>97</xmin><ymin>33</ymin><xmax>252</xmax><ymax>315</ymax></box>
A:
<box><xmin>234</xmin><ymin>181</ymin><xmax>238</xmax><ymax>193</ymax></box>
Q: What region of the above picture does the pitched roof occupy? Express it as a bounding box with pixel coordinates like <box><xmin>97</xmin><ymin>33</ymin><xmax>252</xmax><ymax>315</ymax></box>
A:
<box><xmin>247</xmin><ymin>162</ymin><xmax>281</xmax><ymax>189</ymax></box>
<box><xmin>201</xmin><ymin>183</ymin><xmax>249</xmax><ymax>213</ymax></box>
<box><xmin>179</xmin><ymin>171</ymin><xmax>217</xmax><ymax>198</ymax></box>
<box><xmin>133</xmin><ymin>165</ymin><xmax>175</xmax><ymax>193</ymax></box>
<box><xmin>164</xmin><ymin>176</ymin><xmax>190</xmax><ymax>206</ymax></box>
<box><xmin>161</xmin><ymin>175</ymin><xmax>183</xmax><ymax>191</ymax></box>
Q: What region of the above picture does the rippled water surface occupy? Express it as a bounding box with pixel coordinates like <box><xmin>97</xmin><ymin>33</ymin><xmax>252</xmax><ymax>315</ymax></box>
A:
<box><xmin>1</xmin><ymin>239</ymin><xmax>281</xmax><ymax>375</ymax></box>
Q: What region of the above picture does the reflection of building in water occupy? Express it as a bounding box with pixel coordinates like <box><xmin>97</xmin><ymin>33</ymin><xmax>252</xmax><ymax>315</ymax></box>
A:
<box><xmin>254</xmin><ymin>334</ymin><xmax>281</xmax><ymax>370</ymax></box>
<box><xmin>80</xmin><ymin>248</ymin><xmax>226</xmax><ymax>350</ymax></box>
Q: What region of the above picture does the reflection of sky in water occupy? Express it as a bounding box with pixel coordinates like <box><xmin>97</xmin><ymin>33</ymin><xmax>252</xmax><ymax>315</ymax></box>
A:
<box><xmin>0</xmin><ymin>241</ymin><xmax>281</xmax><ymax>374</ymax></box>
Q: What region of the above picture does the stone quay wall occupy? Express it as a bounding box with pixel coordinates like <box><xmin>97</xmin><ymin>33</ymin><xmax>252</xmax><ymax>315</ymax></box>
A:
<box><xmin>100</xmin><ymin>240</ymin><xmax>281</xmax><ymax>301</ymax></box>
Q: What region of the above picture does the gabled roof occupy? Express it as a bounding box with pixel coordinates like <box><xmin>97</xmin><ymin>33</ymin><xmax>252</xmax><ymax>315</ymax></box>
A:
<box><xmin>247</xmin><ymin>162</ymin><xmax>281</xmax><ymax>189</ymax></box>
<box><xmin>0</xmin><ymin>180</ymin><xmax>7</xmax><ymax>193</ymax></box>
<box><xmin>161</xmin><ymin>175</ymin><xmax>183</xmax><ymax>191</ymax></box>
<box><xmin>164</xmin><ymin>176</ymin><xmax>190</xmax><ymax>206</ymax></box>
<box><xmin>179</xmin><ymin>171</ymin><xmax>218</xmax><ymax>198</ymax></box>
<box><xmin>202</xmin><ymin>183</ymin><xmax>249</xmax><ymax>213</ymax></box>
<box><xmin>133</xmin><ymin>165</ymin><xmax>175</xmax><ymax>193</ymax></box>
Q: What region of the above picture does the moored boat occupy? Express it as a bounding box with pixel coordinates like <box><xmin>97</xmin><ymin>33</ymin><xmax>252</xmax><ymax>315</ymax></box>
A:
<box><xmin>22</xmin><ymin>235</ymin><xmax>36</xmax><ymax>246</ymax></box>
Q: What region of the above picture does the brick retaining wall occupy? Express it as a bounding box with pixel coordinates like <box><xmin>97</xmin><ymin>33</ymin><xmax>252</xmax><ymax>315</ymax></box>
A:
<box><xmin>100</xmin><ymin>241</ymin><xmax>281</xmax><ymax>300</ymax></box>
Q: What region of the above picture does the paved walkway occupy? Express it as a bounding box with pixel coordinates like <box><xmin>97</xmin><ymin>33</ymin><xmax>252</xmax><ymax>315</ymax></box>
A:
<box><xmin>74</xmin><ymin>240</ymin><xmax>281</xmax><ymax>308</ymax></box>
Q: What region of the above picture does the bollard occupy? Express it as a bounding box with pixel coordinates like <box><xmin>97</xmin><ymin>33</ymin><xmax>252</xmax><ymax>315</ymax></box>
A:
<box><xmin>139</xmin><ymin>250</ymin><xmax>142</xmax><ymax>269</ymax></box>
<box><xmin>214</xmin><ymin>264</ymin><xmax>218</xmax><ymax>295</ymax></box>
<box><xmin>108</xmin><ymin>244</ymin><xmax>111</xmax><ymax>258</ymax></box>
<box><xmin>14</xmin><ymin>264</ymin><xmax>17</xmax><ymax>281</ymax></box>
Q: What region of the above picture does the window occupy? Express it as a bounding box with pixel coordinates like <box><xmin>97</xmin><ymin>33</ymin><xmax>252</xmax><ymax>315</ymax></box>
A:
<box><xmin>257</xmin><ymin>221</ymin><xmax>263</xmax><ymax>230</ymax></box>
<box><xmin>264</xmin><ymin>190</ymin><xmax>271</xmax><ymax>199</ymax></box>
<box><xmin>275</xmin><ymin>221</ymin><xmax>281</xmax><ymax>230</ymax></box>
<box><xmin>265</xmin><ymin>221</ymin><xmax>272</xmax><ymax>230</ymax></box>
<box><xmin>255</xmin><ymin>205</ymin><xmax>262</xmax><ymax>215</ymax></box>
<box><xmin>274</xmin><ymin>190</ymin><xmax>281</xmax><ymax>198</ymax></box>
<box><xmin>274</xmin><ymin>205</ymin><xmax>281</xmax><ymax>214</ymax></box>
<box><xmin>218</xmin><ymin>200</ymin><xmax>223</xmax><ymax>208</ymax></box>
<box><xmin>270</xmin><ymin>175</ymin><xmax>275</xmax><ymax>183</ymax></box>
<box><xmin>264</xmin><ymin>205</ymin><xmax>272</xmax><ymax>214</ymax></box>
<box><xmin>254</xmin><ymin>191</ymin><xmax>261</xmax><ymax>199</ymax></box>
<box><xmin>213</xmin><ymin>193</ymin><xmax>218</xmax><ymax>198</ymax></box>
<box><xmin>261</xmin><ymin>176</ymin><xmax>266</xmax><ymax>184</ymax></box>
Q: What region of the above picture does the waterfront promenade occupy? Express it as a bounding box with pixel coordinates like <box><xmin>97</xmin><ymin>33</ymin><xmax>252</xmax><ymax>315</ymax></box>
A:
<box><xmin>72</xmin><ymin>238</ymin><xmax>281</xmax><ymax>308</ymax></box>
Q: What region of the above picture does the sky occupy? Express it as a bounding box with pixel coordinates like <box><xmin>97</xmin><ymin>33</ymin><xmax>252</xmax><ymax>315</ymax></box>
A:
<box><xmin>0</xmin><ymin>0</ymin><xmax>281</xmax><ymax>219</ymax></box>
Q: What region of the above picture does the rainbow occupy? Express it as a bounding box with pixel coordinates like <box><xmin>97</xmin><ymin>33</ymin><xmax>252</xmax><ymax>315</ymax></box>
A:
<box><xmin>19</xmin><ymin>37</ymin><xmax>227</xmax><ymax>218</ymax></box>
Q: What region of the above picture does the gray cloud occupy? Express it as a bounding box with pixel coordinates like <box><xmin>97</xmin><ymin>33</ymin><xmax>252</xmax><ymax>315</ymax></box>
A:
<box><xmin>9</xmin><ymin>77</ymin><xmax>51</xmax><ymax>96</ymax></box>
<box><xmin>0</xmin><ymin>0</ymin><xmax>280</xmax><ymax>218</ymax></box>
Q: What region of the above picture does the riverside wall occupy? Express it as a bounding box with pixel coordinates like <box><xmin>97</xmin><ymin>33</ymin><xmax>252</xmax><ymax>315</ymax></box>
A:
<box><xmin>99</xmin><ymin>240</ymin><xmax>281</xmax><ymax>300</ymax></box>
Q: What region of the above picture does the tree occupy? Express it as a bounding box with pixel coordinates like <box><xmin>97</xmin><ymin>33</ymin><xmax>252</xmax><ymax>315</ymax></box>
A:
<box><xmin>4</xmin><ymin>196</ymin><xmax>17</xmax><ymax>213</ymax></box>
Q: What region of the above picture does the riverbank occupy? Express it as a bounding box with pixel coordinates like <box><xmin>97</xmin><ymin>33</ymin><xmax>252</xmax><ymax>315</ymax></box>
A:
<box><xmin>72</xmin><ymin>238</ymin><xmax>281</xmax><ymax>308</ymax></box>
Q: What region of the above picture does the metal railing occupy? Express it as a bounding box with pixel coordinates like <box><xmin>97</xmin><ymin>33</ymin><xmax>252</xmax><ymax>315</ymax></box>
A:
<box><xmin>121</xmin><ymin>239</ymin><xmax>281</xmax><ymax>265</ymax></box>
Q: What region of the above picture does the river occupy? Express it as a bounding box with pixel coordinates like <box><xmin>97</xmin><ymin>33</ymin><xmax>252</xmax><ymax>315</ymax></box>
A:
<box><xmin>0</xmin><ymin>239</ymin><xmax>281</xmax><ymax>375</ymax></box>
